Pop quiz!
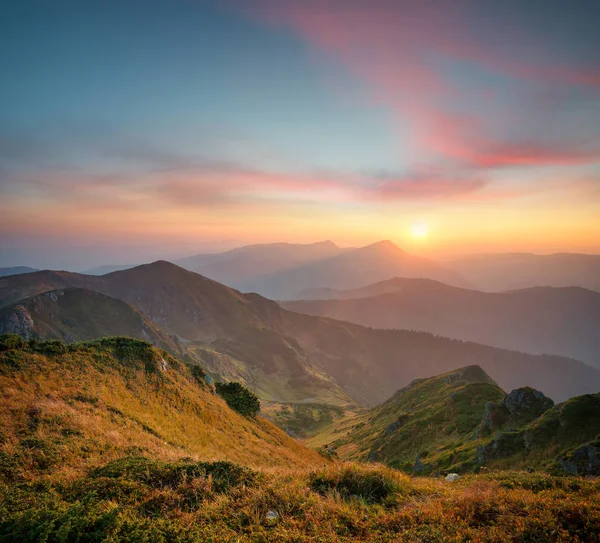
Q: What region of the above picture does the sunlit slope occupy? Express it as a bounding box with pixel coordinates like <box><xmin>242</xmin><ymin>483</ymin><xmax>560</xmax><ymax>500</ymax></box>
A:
<box><xmin>0</xmin><ymin>336</ymin><xmax>324</xmax><ymax>481</ymax></box>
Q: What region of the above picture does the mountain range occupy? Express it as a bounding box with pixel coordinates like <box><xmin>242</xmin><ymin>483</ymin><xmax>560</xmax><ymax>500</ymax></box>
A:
<box><xmin>445</xmin><ymin>252</ymin><xmax>600</xmax><ymax>292</ymax></box>
<box><xmin>283</xmin><ymin>278</ymin><xmax>600</xmax><ymax>368</ymax></box>
<box><xmin>177</xmin><ymin>240</ymin><xmax>466</xmax><ymax>298</ymax></box>
<box><xmin>0</xmin><ymin>266</ymin><xmax>39</xmax><ymax>277</ymax></box>
<box><xmin>1</xmin><ymin>261</ymin><xmax>599</xmax><ymax>407</ymax></box>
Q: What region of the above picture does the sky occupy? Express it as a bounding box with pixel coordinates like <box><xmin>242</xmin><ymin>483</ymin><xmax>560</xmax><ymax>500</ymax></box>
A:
<box><xmin>1</xmin><ymin>0</ymin><xmax>600</xmax><ymax>269</ymax></box>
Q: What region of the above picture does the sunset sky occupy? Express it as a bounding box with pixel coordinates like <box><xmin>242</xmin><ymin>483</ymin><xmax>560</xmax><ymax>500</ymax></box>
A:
<box><xmin>2</xmin><ymin>0</ymin><xmax>600</xmax><ymax>269</ymax></box>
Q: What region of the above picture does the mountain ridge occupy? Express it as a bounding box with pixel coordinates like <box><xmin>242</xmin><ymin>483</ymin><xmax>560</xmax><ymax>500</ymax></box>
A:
<box><xmin>1</xmin><ymin>261</ymin><xmax>599</xmax><ymax>407</ymax></box>
<box><xmin>283</xmin><ymin>278</ymin><xmax>600</xmax><ymax>368</ymax></box>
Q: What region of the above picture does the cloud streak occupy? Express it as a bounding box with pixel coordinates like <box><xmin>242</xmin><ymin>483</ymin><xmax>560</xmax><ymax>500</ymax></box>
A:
<box><xmin>235</xmin><ymin>0</ymin><xmax>600</xmax><ymax>170</ymax></box>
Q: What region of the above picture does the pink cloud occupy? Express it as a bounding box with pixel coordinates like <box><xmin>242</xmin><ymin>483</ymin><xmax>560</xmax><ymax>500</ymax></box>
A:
<box><xmin>235</xmin><ymin>0</ymin><xmax>600</xmax><ymax>169</ymax></box>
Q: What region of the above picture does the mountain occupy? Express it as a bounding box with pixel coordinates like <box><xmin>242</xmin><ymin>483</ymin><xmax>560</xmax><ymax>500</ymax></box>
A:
<box><xmin>82</xmin><ymin>264</ymin><xmax>138</xmax><ymax>275</ymax></box>
<box><xmin>177</xmin><ymin>240</ymin><xmax>347</xmax><ymax>291</ymax></box>
<box><xmin>314</xmin><ymin>366</ymin><xmax>600</xmax><ymax>476</ymax></box>
<box><xmin>0</xmin><ymin>262</ymin><xmax>354</xmax><ymax>406</ymax></box>
<box><xmin>0</xmin><ymin>288</ymin><xmax>182</xmax><ymax>354</ymax></box>
<box><xmin>1</xmin><ymin>261</ymin><xmax>599</xmax><ymax>406</ymax></box>
<box><xmin>445</xmin><ymin>252</ymin><xmax>600</xmax><ymax>292</ymax></box>
<box><xmin>283</xmin><ymin>279</ymin><xmax>600</xmax><ymax>368</ymax></box>
<box><xmin>0</xmin><ymin>266</ymin><xmax>39</xmax><ymax>277</ymax></box>
<box><xmin>248</xmin><ymin>240</ymin><xmax>467</xmax><ymax>299</ymax></box>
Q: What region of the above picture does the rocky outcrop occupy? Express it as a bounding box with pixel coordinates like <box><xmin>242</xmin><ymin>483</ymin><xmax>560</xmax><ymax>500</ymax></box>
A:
<box><xmin>476</xmin><ymin>387</ymin><xmax>553</xmax><ymax>438</ymax></box>
<box><xmin>504</xmin><ymin>387</ymin><xmax>554</xmax><ymax>418</ymax></box>
<box><xmin>557</xmin><ymin>439</ymin><xmax>600</xmax><ymax>476</ymax></box>
<box><xmin>413</xmin><ymin>454</ymin><xmax>425</xmax><ymax>474</ymax></box>
<box><xmin>477</xmin><ymin>401</ymin><xmax>509</xmax><ymax>437</ymax></box>
<box><xmin>0</xmin><ymin>305</ymin><xmax>35</xmax><ymax>338</ymax></box>
<box><xmin>385</xmin><ymin>414</ymin><xmax>410</xmax><ymax>435</ymax></box>
<box><xmin>442</xmin><ymin>365</ymin><xmax>498</xmax><ymax>386</ymax></box>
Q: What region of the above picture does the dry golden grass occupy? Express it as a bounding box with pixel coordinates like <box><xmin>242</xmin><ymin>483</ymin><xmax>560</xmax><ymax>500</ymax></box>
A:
<box><xmin>0</xmin><ymin>340</ymin><xmax>325</xmax><ymax>481</ymax></box>
<box><xmin>2</xmin><ymin>339</ymin><xmax>598</xmax><ymax>542</ymax></box>
<box><xmin>1</xmin><ymin>461</ymin><xmax>598</xmax><ymax>542</ymax></box>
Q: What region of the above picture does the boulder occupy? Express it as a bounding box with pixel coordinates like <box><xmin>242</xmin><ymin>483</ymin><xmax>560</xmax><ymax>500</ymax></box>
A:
<box><xmin>413</xmin><ymin>454</ymin><xmax>425</xmax><ymax>474</ymax></box>
<box><xmin>504</xmin><ymin>387</ymin><xmax>553</xmax><ymax>419</ymax></box>
<box><xmin>557</xmin><ymin>439</ymin><xmax>600</xmax><ymax>476</ymax></box>
<box><xmin>445</xmin><ymin>473</ymin><xmax>460</xmax><ymax>482</ymax></box>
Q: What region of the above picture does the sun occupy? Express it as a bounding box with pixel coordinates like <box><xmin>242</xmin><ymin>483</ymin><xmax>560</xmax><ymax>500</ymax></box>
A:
<box><xmin>410</xmin><ymin>222</ymin><xmax>429</xmax><ymax>239</ymax></box>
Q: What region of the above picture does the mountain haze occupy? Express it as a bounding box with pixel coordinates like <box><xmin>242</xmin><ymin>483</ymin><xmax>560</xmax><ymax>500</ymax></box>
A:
<box><xmin>0</xmin><ymin>266</ymin><xmax>39</xmax><ymax>277</ymax></box>
<box><xmin>445</xmin><ymin>252</ymin><xmax>600</xmax><ymax>292</ymax></box>
<box><xmin>178</xmin><ymin>241</ymin><xmax>347</xmax><ymax>292</ymax></box>
<box><xmin>284</xmin><ymin>278</ymin><xmax>600</xmax><ymax>368</ymax></box>
<box><xmin>245</xmin><ymin>240</ymin><xmax>467</xmax><ymax>299</ymax></box>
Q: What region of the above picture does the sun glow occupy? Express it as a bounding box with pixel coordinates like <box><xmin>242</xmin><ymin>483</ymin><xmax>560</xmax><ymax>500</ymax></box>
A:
<box><xmin>410</xmin><ymin>222</ymin><xmax>429</xmax><ymax>239</ymax></box>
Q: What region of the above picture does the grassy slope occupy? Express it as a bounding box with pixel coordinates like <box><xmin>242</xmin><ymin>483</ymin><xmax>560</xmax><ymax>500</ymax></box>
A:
<box><xmin>0</xmin><ymin>337</ymin><xmax>324</xmax><ymax>480</ymax></box>
<box><xmin>311</xmin><ymin>366</ymin><xmax>600</xmax><ymax>475</ymax></box>
<box><xmin>310</xmin><ymin>366</ymin><xmax>504</xmax><ymax>468</ymax></box>
<box><xmin>0</xmin><ymin>339</ymin><xmax>599</xmax><ymax>541</ymax></box>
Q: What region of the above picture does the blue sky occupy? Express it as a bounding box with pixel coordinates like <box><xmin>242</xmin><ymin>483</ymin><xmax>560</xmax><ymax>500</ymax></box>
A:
<box><xmin>1</xmin><ymin>0</ymin><xmax>599</xmax><ymax>269</ymax></box>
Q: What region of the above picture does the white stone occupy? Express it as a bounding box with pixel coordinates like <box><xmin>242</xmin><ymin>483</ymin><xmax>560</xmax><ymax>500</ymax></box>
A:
<box><xmin>445</xmin><ymin>473</ymin><xmax>460</xmax><ymax>482</ymax></box>
<box><xmin>266</xmin><ymin>510</ymin><xmax>279</xmax><ymax>522</ymax></box>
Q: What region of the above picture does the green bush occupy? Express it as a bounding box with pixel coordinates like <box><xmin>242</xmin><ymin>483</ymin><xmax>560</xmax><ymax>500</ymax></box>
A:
<box><xmin>188</xmin><ymin>364</ymin><xmax>207</xmax><ymax>386</ymax></box>
<box><xmin>309</xmin><ymin>464</ymin><xmax>407</xmax><ymax>503</ymax></box>
<box><xmin>215</xmin><ymin>382</ymin><xmax>260</xmax><ymax>417</ymax></box>
<box><xmin>0</xmin><ymin>334</ymin><xmax>27</xmax><ymax>352</ymax></box>
<box><xmin>30</xmin><ymin>339</ymin><xmax>67</xmax><ymax>355</ymax></box>
<box><xmin>90</xmin><ymin>457</ymin><xmax>258</xmax><ymax>493</ymax></box>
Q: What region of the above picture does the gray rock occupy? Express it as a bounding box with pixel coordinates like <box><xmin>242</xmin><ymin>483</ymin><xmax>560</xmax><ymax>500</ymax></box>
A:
<box><xmin>504</xmin><ymin>387</ymin><xmax>553</xmax><ymax>417</ymax></box>
<box><xmin>0</xmin><ymin>305</ymin><xmax>35</xmax><ymax>338</ymax></box>
<box><xmin>414</xmin><ymin>454</ymin><xmax>425</xmax><ymax>474</ymax></box>
<box><xmin>557</xmin><ymin>440</ymin><xmax>600</xmax><ymax>476</ymax></box>
<box><xmin>445</xmin><ymin>473</ymin><xmax>460</xmax><ymax>482</ymax></box>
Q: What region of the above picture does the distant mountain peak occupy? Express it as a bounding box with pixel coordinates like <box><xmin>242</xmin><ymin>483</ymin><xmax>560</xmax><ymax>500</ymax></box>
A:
<box><xmin>111</xmin><ymin>260</ymin><xmax>182</xmax><ymax>274</ymax></box>
<box><xmin>363</xmin><ymin>240</ymin><xmax>406</xmax><ymax>254</ymax></box>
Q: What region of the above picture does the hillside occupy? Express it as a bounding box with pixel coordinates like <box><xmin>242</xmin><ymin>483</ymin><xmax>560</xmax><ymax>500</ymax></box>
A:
<box><xmin>0</xmin><ymin>335</ymin><xmax>323</xmax><ymax>477</ymax></box>
<box><xmin>245</xmin><ymin>240</ymin><xmax>467</xmax><ymax>299</ymax></box>
<box><xmin>1</xmin><ymin>262</ymin><xmax>599</xmax><ymax>409</ymax></box>
<box><xmin>310</xmin><ymin>366</ymin><xmax>506</xmax><ymax>468</ymax></box>
<box><xmin>1</xmin><ymin>338</ymin><xmax>598</xmax><ymax>541</ymax></box>
<box><xmin>312</xmin><ymin>366</ymin><xmax>600</xmax><ymax>476</ymax></box>
<box><xmin>445</xmin><ymin>252</ymin><xmax>600</xmax><ymax>292</ymax></box>
<box><xmin>283</xmin><ymin>279</ymin><xmax>600</xmax><ymax>368</ymax></box>
<box><xmin>0</xmin><ymin>288</ymin><xmax>182</xmax><ymax>354</ymax></box>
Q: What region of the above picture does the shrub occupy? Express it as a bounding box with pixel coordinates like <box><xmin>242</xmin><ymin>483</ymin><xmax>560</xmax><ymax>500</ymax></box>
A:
<box><xmin>29</xmin><ymin>339</ymin><xmax>67</xmax><ymax>355</ymax></box>
<box><xmin>90</xmin><ymin>457</ymin><xmax>258</xmax><ymax>493</ymax></box>
<box><xmin>0</xmin><ymin>334</ymin><xmax>27</xmax><ymax>352</ymax></box>
<box><xmin>215</xmin><ymin>381</ymin><xmax>260</xmax><ymax>417</ymax></box>
<box><xmin>188</xmin><ymin>364</ymin><xmax>206</xmax><ymax>386</ymax></box>
<box><xmin>309</xmin><ymin>463</ymin><xmax>409</xmax><ymax>503</ymax></box>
